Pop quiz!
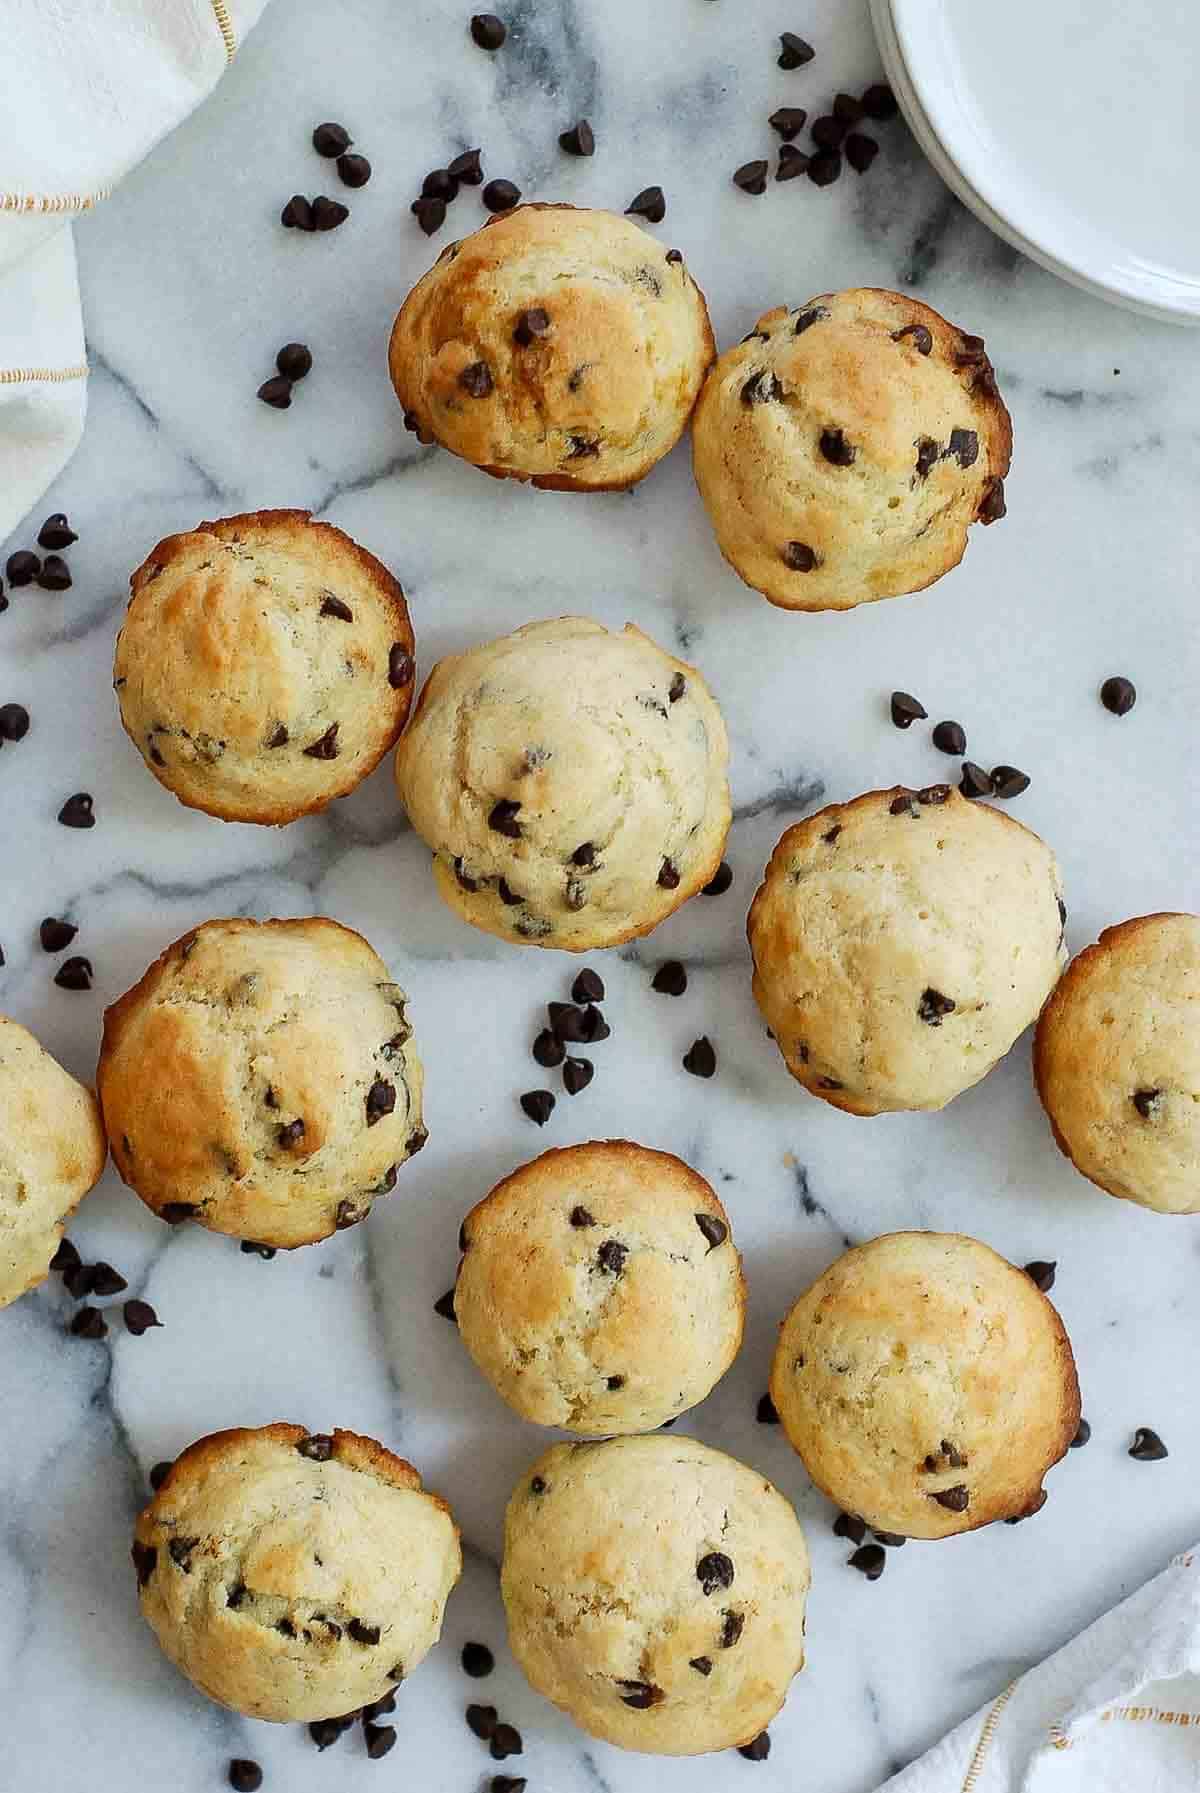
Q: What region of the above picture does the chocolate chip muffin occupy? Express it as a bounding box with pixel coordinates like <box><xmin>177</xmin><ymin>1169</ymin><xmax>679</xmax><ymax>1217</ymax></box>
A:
<box><xmin>97</xmin><ymin>918</ymin><xmax>425</xmax><ymax>1249</ymax></box>
<box><xmin>691</xmin><ymin>289</ymin><xmax>1012</xmax><ymax>611</ymax></box>
<box><xmin>114</xmin><ymin>510</ymin><xmax>415</xmax><ymax>824</ymax></box>
<box><xmin>388</xmin><ymin>204</ymin><xmax>715</xmax><ymax>489</ymax></box>
<box><xmin>1034</xmin><ymin>913</ymin><xmax>1200</xmax><ymax>1214</ymax></box>
<box><xmin>748</xmin><ymin>786</ymin><xmax>1066</xmax><ymax>1114</ymax></box>
<box><xmin>501</xmin><ymin>1435</ymin><xmax>809</xmax><ymax>1754</ymax></box>
<box><xmin>0</xmin><ymin>1017</ymin><xmax>106</xmax><ymax>1307</ymax></box>
<box><xmin>394</xmin><ymin>617</ymin><xmax>731</xmax><ymax>950</ymax></box>
<box><xmin>132</xmin><ymin>1423</ymin><xmax>460</xmax><ymax>1722</ymax></box>
<box><xmin>769</xmin><ymin>1232</ymin><xmax>1080</xmax><ymax>1539</ymax></box>
<box><xmin>453</xmin><ymin>1141</ymin><xmax>744</xmax><ymax>1433</ymax></box>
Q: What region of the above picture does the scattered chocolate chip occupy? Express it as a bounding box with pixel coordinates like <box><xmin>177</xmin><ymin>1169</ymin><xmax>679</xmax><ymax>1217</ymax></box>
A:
<box><xmin>756</xmin><ymin>1392</ymin><xmax>780</xmax><ymax>1426</ymax></box>
<box><xmin>1129</xmin><ymin>1427</ymin><xmax>1168</xmax><ymax>1461</ymax></box>
<box><xmin>806</xmin><ymin>149</ymin><xmax>842</xmax><ymax>186</ymax></box>
<box><xmin>597</xmin><ymin>1239</ymin><xmax>628</xmax><ymax>1276</ymax></box>
<box><xmin>482</xmin><ymin>178</ymin><xmax>521</xmax><ymax>212</ymax></box>
<box><xmin>312</xmin><ymin>121</ymin><xmax>351</xmax><ymax>157</ymax></box>
<box><xmin>412</xmin><ymin>195</ymin><xmax>447</xmax><ymax>235</ymax></box>
<box><xmin>320</xmin><ymin>593</ymin><xmax>354</xmax><ymax>621</ymax></box>
<box><xmin>308</xmin><ymin>1720</ymin><xmax>344</xmax><ymax>1751</ymax></box>
<box><xmin>696</xmin><ymin>1551</ymin><xmax>734</xmax><ymax>1595</ymax></box>
<box><xmin>311</xmin><ymin>196</ymin><xmax>349</xmax><ymax>231</ymax></box>
<box><xmin>690</xmin><ymin>1655</ymin><xmax>713</xmax><ymax>1676</ymax></box>
<box><xmin>657</xmin><ymin>857</ymin><xmax>681</xmax><ymax>890</ymax></box>
<box><xmin>241</xmin><ymin>1240</ymin><xmax>276</xmax><ymax>1259</ymax></box>
<box><xmin>931</xmin><ymin>719</ymin><xmax>966</xmax><ymax>755</ymax></box>
<box><xmin>149</xmin><ymin>1460</ymin><xmax>171</xmax><ymax>1492</ymax></box>
<box><xmin>833</xmin><ymin>1512</ymin><xmax>867</xmax><ymax>1545</ymax></box>
<box><xmin>448</xmin><ymin>148</ymin><xmax>484</xmax><ymax>185</ymax></box>
<box><xmin>959</xmin><ymin>761</ymin><xmax>994</xmax><ymax>799</ymax></box>
<box><xmin>459</xmin><ymin>360</ymin><xmax>494</xmax><ymax>398</ymax></box>
<box><xmin>652</xmin><ymin>960</ymin><xmax>688</xmax><ymax>997</ymax></box>
<box><xmin>70</xmin><ymin>1306</ymin><xmax>107</xmax><ymax>1340</ymax></box>
<box><xmin>548</xmin><ymin>1002</ymin><xmax>587</xmax><ymax>1042</ymax></box>
<box><xmin>39</xmin><ymin>916</ymin><xmax>77</xmax><ymax>952</ymax></box>
<box><xmin>918</xmin><ymin>987</ymin><xmax>955</xmax><ymax>1025</ymax></box>
<box><xmin>490</xmin><ymin>1724</ymin><xmax>523</xmax><ymax>1761</ymax></box>
<box><xmin>1069</xmin><ymin>1418</ymin><xmax>1092</xmax><ymax>1450</ymax></box>
<box><xmin>683</xmin><ymin>1036</ymin><xmax>716</xmax><ymax>1079</ymax></box>
<box><xmin>862</xmin><ymin>83</ymin><xmax>898</xmax><ymax>118</ymax></box>
<box><xmin>1133</xmin><ymin>1088</ymin><xmax>1162</xmax><ymax>1119</ymax></box>
<box><xmin>721</xmin><ymin>1610</ymin><xmax>745</xmax><ymax>1648</ymax></box>
<box><xmin>64</xmin><ymin>1261</ymin><xmax>97</xmax><ymax>1299</ymax></box>
<box><xmin>559</xmin><ymin>119</ymin><xmax>595</xmax><ymax>156</ymax></box>
<box><xmin>423</xmin><ymin>168</ymin><xmax>460</xmax><ymax>203</ymax></box>
<box><xmin>947</xmin><ymin>427</ymin><xmax>979</xmax><ymax>468</ymax></box>
<box><xmin>281</xmin><ymin>194</ymin><xmax>317</xmax><ymax>230</ymax></box>
<box><xmin>978</xmin><ymin>476</ymin><xmax>1007</xmax><ymax>523</ymax></box>
<box><xmin>769</xmin><ymin>106</ymin><xmax>808</xmax><ymax>138</ymax></box>
<box><xmin>54</xmin><ymin>955</ymin><xmax>93</xmax><ymax>991</ymax></box>
<box><xmin>131</xmin><ymin>1540</ymin><xmax>157</xmax><ymax>1585</ymax></box>
<box><xmin>778</xmin><ymin>31</ymin><xmax>815</xmax><ymax>67</ymax></box>
<box><xmin>491</xmin><ymin>1781</ymin><xmax>527</xmax><ymax>1793</ymax></box>
<box><xmin>819</xmin><ymin>426</ymin><xmax>855</xmax><ymax>466</ymax></box>
<box><xmin>733</xmin><ymin>159</ymin><xmax>769</xmax><ymax>195</ymax></box>
<box><xmin>364</xmin><ymin>1724</ymin><xmax>396</xmax><ymax>1760</ymax></box>
<box><xmin>7</xmin><ymin>550</ymin><xmax>41</xmax><ymax>587</ymax></box>
<box><xmin>0</xmin><ymin>702</ymin><xmax>30</xmax><ymax>741</ymax></box>
<box><xmin>890</xmin><ymin>690</ymin><xmax>927</xmax><ymax>729</ymax></box>
<box><xmin>37</xmin><ymin>513</ymin><xmax>78</xmax><ymax>550</ymax></box>
<box><xmin>161</xmin><ymin>1202</ymin><xmax>199</xmax><ymax>1224</ymax></box>
<box><xmin>1100</xmin><ymin>675</ymin><xmax>1136</xmax><ymax>715</ymax></box>
<box><xmin>811</xmin><ymin>114</ymin><xmax>848</xmax><ymax>150</ymax></box>
<box><xmin>520</xmin><ymin>1090</ymin><xmax>555</xmax><ymax>1126</ymax></box>
<box><xmin>990</xmin><ymin>765</ymin><xmax>1030</xmax><ymax>799</ymax></box>
<box><xmin>303</xmin><ymin>722</ymin><xmax>340</xmax><ymax>759</ymax></box>
<box><xmin>388</xmin><ymin>644</ymin><xmax>415</xmax><ymax>689</ymax></box>
<box><xmin>616</xmin><ymin>1682</ymin><xmax>661</xmax><ymax>1711</ymax></box>
<box><xmin>626</xmin><ymin>185</ymin><xmax>666</xmax><ymax>223</ymax></box>
<box><xmin>873</xmin><ymin>1530</ymin><xmax>907</xmax><ymax>1547</ymax></box>
<box><xmin>695</xmin><ymin>1213</ymin><xmax>728</xmax><ymax>1250</ymax></box>
<box><xmin>337</xmin><ymin>152</ymin><xmax>372</xmax><ymax>188</ymax></box>
<box><xmin>562</xmin><ymin>1056</ymin><xmax>593</xmax><ymax>1096</ymax></box>
<box><xmin>843</xmin><ymin>132</ymin><xmax>879</xmax><ymax>173</ymax></box>
<box><xmin>470</xmin><ymin>12</ymin><xmax>506</xmax><ymax>49</ymax></box>
<box><xmin>90</xmin><ymin>1262</ymin><xmax>127</xmax><ymax>1296</ymax></box>
<box><xmin>257</xmin><ymin>376</ymin><xmax>292</xmax><ymax>409</ymax></box>
<box><xmin>125</xmin><ymin>1300</ymin><xmax>161</xmax><ymax>1336</ymax></box>
<box><xmin>849</xmin><ymin>1543</ymin><xmax>886</xmax><ymax>1579</ymax></box>
<box><xmin>35</xmin><ymin>554</ymin><xmax>70</xmax><ymax>593</ymax></box>
<box><xmin>58</xmin><ymin>792</ymin><xmax>95</xmax><ymax>829</ymax></box>
<box><xmin>49</xmin><ymin>1238</ymin><xmax>81</xmax><ymax>1276</ymax></box>
<box><xmin>739</xmin><ymin>1732</ymin><xmax>771</xmax><ymax>1761</ymax></box>
<box><xmin>434</xmin><ymin>1289</ymin><xmax>457</xmax><ymax>1323</ymax></box>
<box><xmin>532</xmin><ymin>1028</ymin><xmax>565</xmax><ymax>1068</ymax></box>
<box><xmin>777</xmin><ymin>143</ymin><xmax>811</xmax><ymax>180</ymax></box>
<box><xmin>579</xmin><ymin>1005</ymin><xmax>610</xmax><ymax>1043</ymax></box>
<box><xmin>699</xmin><ymin>861</ymin><xmax>734</xmax><ymax>900</ymax></box>
<box><xmin>930</xmin><ymin>1484</ymin><xmax>969</xmax><ymax>1512</ymax></box>
<box><xmin>462</xmin><ymin>1641</ymin><xmax>495</xmax><ymax>1678</ymax></box>
<box><xmin>571</xmin><ymin>968</ymin><xmax>605</xmax><ymax>1005</ymax></box>
<box><xmin>466</xmin><ymin>1704</ymin><xmax>498</xmax><ymax>1740</ymax></box>
<box><xmin>228</xmin><ymin>1762</ymin><xmax>262</xmax><ymax>1793</ymax></box>
<box><xmin>1024</xmin><ymin>1260</ymin><xmax>1056</xmax><ymax>1293</ymax></box>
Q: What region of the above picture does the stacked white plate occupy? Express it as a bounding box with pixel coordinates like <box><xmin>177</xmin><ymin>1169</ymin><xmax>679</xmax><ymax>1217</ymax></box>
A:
<box><xmin>871</xmin><ymin>0</ymin><xmax>1200</xmax><ymax>326</ymax></box>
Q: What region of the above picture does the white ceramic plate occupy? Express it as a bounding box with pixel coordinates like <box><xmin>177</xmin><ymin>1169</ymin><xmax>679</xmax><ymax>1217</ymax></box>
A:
<box><xmin>872</xmin><ymin>0</ymin><xmax>1200</xmax><ymax>326</ymax></box>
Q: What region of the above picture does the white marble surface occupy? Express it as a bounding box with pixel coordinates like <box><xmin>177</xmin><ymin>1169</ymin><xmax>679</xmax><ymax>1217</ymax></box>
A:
<box><xmin>2</xmin><ymin>2</ymin><xmax>1200</xmax><ymax>1789</ymax></box>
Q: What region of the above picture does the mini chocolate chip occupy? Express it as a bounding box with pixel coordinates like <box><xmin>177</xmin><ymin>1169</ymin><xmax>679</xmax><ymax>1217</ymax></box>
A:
<box><xmin>459</xmin><ymin>360</ymin><xmax>494</xmax><ymax>398</ymax></box>
<box><xmin>64</xmin><ymin>1262</ymin><xmax>97</xmax><ymax>1299</ymax></box>
<box><xmin>626</xmin><ymin>185</ymin><xmax>666</xmax><ymax>223</ymax></box>
<box><xmin>931</xmin><ymin>720</ymin><xmax>966</xmax><ymax>755</ymax></box>
<box><xmin>388</xmin><ymin>644</ymin><xmax>415</xmax><ymax>689</ymax></box>
<box><xmin>58</xmin><ymin>792</ymin><xmax>95</xmax><ymax>828</ymax></box>
<box><xmin>1129</xmin><ymin>1427</ymin><xmax>1168</xmax><ymax>1461</ymax></box>
<box><xmin>1100</xmin><ymin>675</ymin><xmax>1136</xmax><ymax>715</ymax></box>
<box><xmin>777</xmin><ymin>143</ymin><xmax>812</xmax><ymax>181</ymax></box>
<box><xmin>241</xmin><ymin>1240</ymin><xmax>276</xmax><ymax>1259</ymax></box>
<box><xmin>488</xmin><ymin>798</ymin><xmax>522</xmax><ymax>837</ymax></box>
<box><xmin>1133</xmin><ymin>1088</ymin><xmax>1162</xmax><ymax>1119</ymax></box>
<box><xmin>303</xmin><ymin>722</ymin><xmax>340</xmax><ymax>760</ymax></box>
<box><xmin>811</xmin><ymin>114</ymin><xmax>848</xmax><ymax>149</ymax></box>
<box><xmin>297</xmin><ymin>1434</ymin><xmax>334</xmax><ymax>1462</ymax></box>
<box><xmin>930</xmin><ymin>1484</ymin><xmax>970</xmax><ymax>1512</ymax></box>
<box><xmin>739</xmin><ymin>1733</ymin><xmax>771</xmax><ymax>1762</ymax></box>
<box><xmin>365</xmin><ymin>1079</ymin><xmax>396</xmax><ymax>1126</ymax></box>
<box><xmin>819</xmin><ymin>426</ymin><xmax>855</xmax><ymax>466</ymax></box>
<box><xmin>990</xmin><ymin>764</ymin><xmax>1030</xmax><ymax>799</ymax></box>
<box><xmin>448</xmin><ymin>148</ymin><xmax>484</xmax><ymax>185</ymax></box>
<box><xmin>412</xmin><ymin>195</ymin><xmax>447</xmax><ymax>235</ymax></box>
<box><xmin>337</xmin><ymin>152</ymin><xmax>371</xmax><ymax>189</ymax></box>
<box><xmin>959</xmin><ymin>761</ymin><xmax>994</xmax><ymax>798</ymax></box>
<box><xmin>978</xmin><ymin>476</ymin><xmax>1007</xmax><ymax>523</ymax></box>
<box><xmin>513</xmin><ymin>307</ymin><xmax>550</xmax><ymax>347</ymax></box>
<box><xmin>695</xmin><ymin>1212</ymin><xmax>727</xmax><ymax>1250</ymax></box>
<box><xmin>348</xmin><ymin>1619</ymin><xmax>382</xmax><ymax>1645</ymax></box>
<box><xmin>571</xmin><ymin>841</ymin><xmax>596</xmax><ymax>867</ymax></box>
<box><xmin>683</xmin><ymin>1036</ymin><xmax>716</xmax><ymax>1079</ymax></box>
<box><xmin>320</xmin><ymin>592</ymin><xmax>353</xmax><ymax>621</ymax></box>
<box><xmin>6</xmin><ymin>551</ymin><xmax>40</xmax><ymax>586</ymax></box>
<box><xmin>756</xmin><ymin>1392</ymin><xmax>780</xmax><ymax>1425</ymax></box>
<box><xmin>39</xmin><ymin>916</ymin><xmax>77</xmax><ymax>952</ymax></box>
<box><xmin>131</xmin><ymin>1540</ymin><xmax>157</xmax><ymax>1586</ymax></box>
<box><xmin>124</xmin><ymin>1298</ymin><xmax>161</xmax><ymax>1341</ymax></box>
<box><xmin>778</xmin><ymin>31</ymin><xmax>814</xmax><ymax>67</ymax></box>
<box><xmin>312</xmin><ymin>196</ymin><xmax>349</xmax><ymax>230</ymax></box>
<box><xmin>562</xmin><ymin>1056</ymin><xmax>593</xmax><ymax>1096</ymax></box>
<box><xmin>733</xmin><ymin>159</ymin><xmax>769</xmax><ymax>195</ymax></box>
<box><xmin>54</xmin><ymin>955</ymin><xmax>93</xmax><ymax>991</ymax></box>
<box><xmin>1024</xmin><ymin>1260</ymin><xmax>1056</xmax><ymax>1293</ymax></box>
<box><xmin>520</xmin><ymin>1090</ymin><xmax>555</xmax><ymax>1126</ymax></box>
<box><xmin>308</xmin><ymin>1720</ymin><xmax>343</xmax><ymax>1751</ymax></box>
<box><xmin>616</xmin><ymin>1682</ymin><xmax>661</xmax><ymax>1711</ymax></box>
<box><xmin>90</xmin><ymin>1262</ymin><xmax>127</xmax><ymax>1296</ymax></box>
<box><xmin>559</xmin><ymin>119</ymin><xmax>595</xmax><ymax>156</ymax></box>
<box><xmin>1071</xmin><ymin>1418</ymin><xmax>1091</xmax><ymax>1448</ymax></box>
<box><xmin>844</xmin><ymin>132</ymin><xmax>879</xmax><ymax>173</ymax></box>
<box><xmin>849</xmin><ymin>1543</ymin><xmax>886</xmax><ymax>1579</ymax></box>
<box><xmin>658</xmin><ymin>857</ymin><xmax>681</xmax><ymax>889</ymax></box>
<box><xmin>364</xmin><ymin>1724</ymin><xmax>396</xmax><ymax>1760</ymax></box>
<box><xmin>257</xmin><ymin>376</ymin><xmax>292</xmax><ymax>409</ymax></box>
<box><xmin>313</xmin><ymin>121</ymin><xmax>351</xmax><ymax>156</ymax></box>
<box><xmin>161</xmin><ymin>1202</ymin><xmax>199</xmax><ymax>1224</ymax></box>
<box><xmin>696</xmin><ymin>1551</ymin><xmax>734</xmax><ymax>1595</ymax></box>
<box><xmin>70</xmin><ymin>1305</ymin><xmax>107</xmax><ymax>1340</ymax></box>
<box><xmin>532</xmin><ymin>1028</ymin><xmax>565</xmax><ymax>1068</ymax></box>
<box><xmin>0</xmin><ymin>702</ymin><xmax>31</xmax><ymax>741</ymax></box>
<box><xmin>721</xmin><ymin>1610</ymin><xmax>745</xmax><ymax>1648</ymax></box>
<box><xmin>50</xmin><ymin>1238</ymin><xmax>81</xmax><ymax>1275</ymax></box>
<box><xmin>37</xmin><ymin>513</ymin><xmax>78</xmax><ymax>550</ymax></box>
<box><xmin>890</xmin><ymin>690</ymin><xmax>927</xmax><ymax>729</ymax></box>
<box><xmin>862</xmin><ymin>83</ymin><xmax>898</xmax><ymax>119</ymax></box>
<box><xmin>769</xmin><ymin>106</ymin><xmax>808</xmax><ymax>138</ymax></box>
<box><xmin>277</xmin><ymin>1118</ymin><xmax>306</xmax><ymax>1149</ymax></box>
<box><xmin>490</xmin><ymin>1724</ymin><xmax>523</xmax><ymax>1760</ymax></box>
<box><xmin>947</xmin><ymin>427</ymin><xmax>979</xmax><ymax>468</ymax></box>
<box><xmin>741</xmin><ymin>369</ymin><xmax>783</xmax><ymax>406</ymax></box>
<box><xmin>833</xmin><ymin>1512</ymin><xmax>867</xmax><ymax>1545</ymax></box>
<box><xmin>597</xmin><ymin>1239</ymin><xmax>628</xmax><ymax>1275</ymax></box>
<box><xmin>917</xmin><ymin>987</ymin><xmax>955</xmax><ymax>1025</ymax></box>
<box><xmin>483</xmin><ymin>178</ymin><xmax>521</xmax><ymax>212</ymax></box>
<box><xmin>807</xmin><ymin>150</ymin><xmax>842</xmax><ymax>186</ymax></box>
<box><xmin>470</xmin><ymin>12</ymin><xmax>506</xmax><ymax>48</ymax></box>
<box><xmin>466</xmin><ymin>1703</ymin><xmax>498</xmax><ymax>1740</ymax></box>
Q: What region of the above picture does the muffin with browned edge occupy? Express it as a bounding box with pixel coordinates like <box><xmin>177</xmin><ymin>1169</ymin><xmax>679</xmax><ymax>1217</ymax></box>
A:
<box><xmin>388</xmin><ymin>204</ymin><xmax>714</xmax><ymax>489</ymax></box>
<box><xmin>770</xmin><ymin>1232</ymin><xmax>1080</xmax><ymax>1538</ymax></box>
<box><xmin>692</xmin><ymin>289</ymin><xmax>1011</xmax><ymax>611</ymax></box>
<box><xmin>114</xmin><ymin>509</ymin><xmax>415</xmax><ymax>823</ymax></box>
<box><xmin>132</xmin><ymin>1424</ymin><xmax>460</xmax><ymax>1721</ymax></box>
<box><xmin>1035</xmin><ymin>913</ymin><xmax>1200</xmax><ymax>1214</ymax></box>
<box><xmin>97</xmin><ymin>917</ymin><xmax>425</xmax><ymax>1249</ymax></box>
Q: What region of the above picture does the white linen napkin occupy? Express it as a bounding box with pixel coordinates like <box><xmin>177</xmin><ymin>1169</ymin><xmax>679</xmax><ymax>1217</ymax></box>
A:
<box><xmin>0</xmin><ymin>0</ymin><xmax>268</xmax><ymax>543</ymax></box>
<box><xmin>882</xmin><ymin>1544</ymin><xmax>1200</xmax><ymax>1791</ymax></box>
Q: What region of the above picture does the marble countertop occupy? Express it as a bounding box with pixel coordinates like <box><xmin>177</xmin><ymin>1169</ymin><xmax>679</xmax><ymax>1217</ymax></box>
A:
<box><xmin>3</xmin><ymin>2</ymin><xmax>1199</xmax><ymax>1788</ymax></box>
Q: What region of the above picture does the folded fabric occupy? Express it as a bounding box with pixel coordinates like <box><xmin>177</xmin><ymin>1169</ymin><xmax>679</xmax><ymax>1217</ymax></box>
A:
<box><xmin>0</xmin><ymin>0</ymin><xmax>268</xmax><ymax>542</ymax></box>
<box><xmin>882</xmin><ymin>1544</ymin><xmax>1200</xmax><ymax>1791</ymax></box>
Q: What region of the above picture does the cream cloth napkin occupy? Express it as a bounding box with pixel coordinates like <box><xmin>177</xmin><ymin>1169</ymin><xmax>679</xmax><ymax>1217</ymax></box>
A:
<box><xmin>0</xmin><ymin>0</ymin><xmax>268</xmax><ymax>542</ymax></box>
<box><xmin>882</xmin><ymin>1545</ymin><xmax>1200</xmax><ymax>1791</ymax></box>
